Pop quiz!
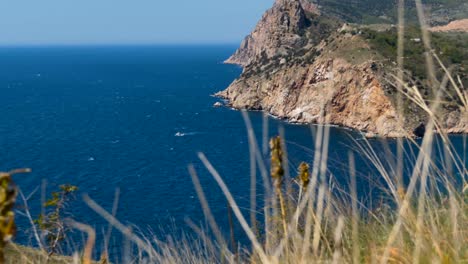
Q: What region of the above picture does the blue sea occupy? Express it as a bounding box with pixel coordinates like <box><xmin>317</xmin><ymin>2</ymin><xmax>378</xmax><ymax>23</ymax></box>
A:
<box><xmin>0</xmin><ymin>46</ymin><xmax>466</xmax><ymax>257</ymax></box>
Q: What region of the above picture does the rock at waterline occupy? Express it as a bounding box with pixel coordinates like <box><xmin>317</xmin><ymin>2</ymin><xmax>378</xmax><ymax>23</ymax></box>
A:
<box><xmin>413</xmin><ymin>123</ymin><xmax>426</xmax><ymax>138</ymax></box>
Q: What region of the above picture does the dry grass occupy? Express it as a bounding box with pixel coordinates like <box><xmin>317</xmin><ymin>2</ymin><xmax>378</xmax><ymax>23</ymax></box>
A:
<box><xmin>4</xmin><ymin>244</ymin><xmax>84</xmax><ymax>264</ymax></box>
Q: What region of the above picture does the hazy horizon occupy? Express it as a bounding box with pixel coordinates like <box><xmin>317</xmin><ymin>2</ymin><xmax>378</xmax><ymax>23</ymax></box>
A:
<box><xmin>0</xmin><ymin>0</ymin><xmax>272</xmax><ymax>46</ymax></box>
<box><xmin>0</xmin><ymin>43</ymin><xmax>243</xmax><ymax>47</ymax></box>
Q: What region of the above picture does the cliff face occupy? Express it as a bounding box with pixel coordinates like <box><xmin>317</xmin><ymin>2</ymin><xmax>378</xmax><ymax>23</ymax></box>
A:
<box><xmin>219</xmin><ymin>0</ymin><xmax>468</xmax><ymax>137</ymax></box>
<box><xmin>220</xmin><ymin>31</ymin><xmax>408</xmax><ymax>137</ymax></box>
<box><xmin>225</xmin><ymin>0</ymin><xmax>317</xmax><ymax>66</ymax></box>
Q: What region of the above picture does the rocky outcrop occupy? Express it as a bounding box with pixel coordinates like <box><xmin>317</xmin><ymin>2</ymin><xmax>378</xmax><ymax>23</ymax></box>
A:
<box><xmin>219</xmin><ymin>34</ymin><xmax>408</xmax><ymax>137</ymax></box>
<box><xmin>299</xmin><ymin>0</ymin><xmax>320</xmax><ymax>14</ymax></box>
<box><xmin>224</xmin><ymin>0</ymin><xmax>317</xmax><ymax>67</ymax></box>
<box><xmin>220</xmin><ymin>0</ymin><xmax>468</xmax><ymax>137</ymax></box>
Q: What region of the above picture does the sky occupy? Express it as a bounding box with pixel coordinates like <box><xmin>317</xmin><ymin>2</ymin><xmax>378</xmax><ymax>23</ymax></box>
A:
<box><xmin>0</xmin><ymin>0</ymin><xmax>273</xmax><ymax>45</ymax></box>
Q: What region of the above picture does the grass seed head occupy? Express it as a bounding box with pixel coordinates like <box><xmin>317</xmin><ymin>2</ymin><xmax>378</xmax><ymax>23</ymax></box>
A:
<box><xmin>270</xmin><ymin>136</ymin><xmax>284</xmax><ymax>183</ymax></box>
<box><xmin>298</xmin><ymin>162</ymin><xmax>311</xmax><ymax>189</ymax></box>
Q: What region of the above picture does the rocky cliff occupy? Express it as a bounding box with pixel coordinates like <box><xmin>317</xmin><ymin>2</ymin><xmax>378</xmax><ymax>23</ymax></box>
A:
<box><xmin>218</xmin><ymin>0</ymin><xmax>468</xmax><ymax>137</ymax></box>
<box><xmin>224</xmin><ymin>0</ymin><xmax>315</xmax><ymax>66</ymax></box>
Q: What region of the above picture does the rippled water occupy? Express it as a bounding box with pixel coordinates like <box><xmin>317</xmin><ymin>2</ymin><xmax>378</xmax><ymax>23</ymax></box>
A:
<box><xmin>0</xmin><ymin>46</ymin><xmax>465</xmax><ymax>256</ymax></box>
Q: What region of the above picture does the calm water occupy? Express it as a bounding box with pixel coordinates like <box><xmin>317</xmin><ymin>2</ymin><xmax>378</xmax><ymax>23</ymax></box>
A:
<box><xmin>0</xmin><ymin>46</ymin><xmax>466</xmax><ymax>256</ymax></box>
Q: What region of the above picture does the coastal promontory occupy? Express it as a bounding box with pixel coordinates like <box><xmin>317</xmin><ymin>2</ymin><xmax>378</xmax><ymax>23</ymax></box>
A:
<box><xmin>218</xmin><ymin>0</ymin><xmax>468</xmax><ymax>137</ymax></box>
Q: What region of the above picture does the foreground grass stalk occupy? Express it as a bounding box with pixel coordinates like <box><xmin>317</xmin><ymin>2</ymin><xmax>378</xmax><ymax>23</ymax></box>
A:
<box><xmin>188</xmin><ymin>165</ymin><xmax>228</xmax><ymax>254</ymax></box>
<box><xmin>198</xmin><ymin>153</ymin><xmax>271</xmax><ymax>264</ymax></box>
<box><xmin>270</xmin><ymin>137</ymin><xmax>288</xmax><ymax>240</ymax></box>
<box><xmin>412</xmin><ymin>135</ymin><xmax>432</xmax><ymax>264</ymax></box>
<box><xmin>348</xmin><ymin>152</ymin><xmax>360</xmax><ymax>264</ymax></box>
<box><xmin>331</xmin><ymin>216</ymin><xmax>345</xmax><ymax>264</ymax></box>
<box><xmin>67</xmin><ymin>220</ymin><xmax>95</xmax><ymax>264</ymax></box>
<box><xmin>396</xmin><ymin>0</ymin><xmax>405</xmax><ymax>205</ymax></box>
<box><xmin>300</xmin><ymin>124</ymin><xmax>326</xmax><ymax>263</ymax></box>
<box><xmin>296</xmin><ymin>162</ymin><xmax>310</xmax><ymax>230</ymax></box>
<box><xmin>312</xmin><ymin>185</ymin><xmax>325</xmax><ymax>256</ymax></box>
<box><xmin>414</xmin><ymin>0</ymin><xmax>437</xmax><ymax>92</ymax></box>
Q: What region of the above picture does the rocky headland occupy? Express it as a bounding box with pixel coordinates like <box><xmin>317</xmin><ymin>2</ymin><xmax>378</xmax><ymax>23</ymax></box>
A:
<box><xmin>217</xmin><ymin>0</ymin><xmax>468</xmax><ymax>137</ymax></box>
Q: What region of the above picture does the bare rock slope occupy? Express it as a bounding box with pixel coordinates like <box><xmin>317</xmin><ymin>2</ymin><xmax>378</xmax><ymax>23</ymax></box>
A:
<box><xmin>430</xmin><ymin>19</ymin><xmax>468</xmax><ymax>32</ymax></box>
<box><xmin>218</xmin><ymin>0</ymin><xmax>468</xmax><ymax>137</ymax></box>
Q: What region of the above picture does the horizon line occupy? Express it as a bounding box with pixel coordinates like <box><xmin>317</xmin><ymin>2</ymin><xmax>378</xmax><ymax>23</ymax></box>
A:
<box><xmin>0</xmin><ymin>42</ymin><xmax>242</xmax><ymax>48</ymax></box>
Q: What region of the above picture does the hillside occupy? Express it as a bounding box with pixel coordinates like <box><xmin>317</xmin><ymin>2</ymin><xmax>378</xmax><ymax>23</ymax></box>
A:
<box><xmin>310</xmin><ymin>0</ymin><xmax>468</xmax><ymax>25</ymax></box>
<box><xmin>218</xmin><ymin>0</ymin><xmax>468</xmax><ymax>137</ymax></box>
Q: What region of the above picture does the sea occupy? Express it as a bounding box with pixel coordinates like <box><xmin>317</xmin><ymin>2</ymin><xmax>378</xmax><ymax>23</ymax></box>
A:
<box><xmin>0</xmin><ymin>45</ymin><xmax>466</xmax><ymax>258</ymax></box>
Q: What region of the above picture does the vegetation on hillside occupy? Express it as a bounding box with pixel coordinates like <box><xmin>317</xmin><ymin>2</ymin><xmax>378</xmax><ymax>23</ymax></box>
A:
<box><xmin>362</xmin><ymin>27</ymin><xmax>468</xmax><ymax>81</ymax></box>
<box><xmin>310</xmin><ymin>0</ymin><xmax>468</xmax><ymax>25</ymax></box>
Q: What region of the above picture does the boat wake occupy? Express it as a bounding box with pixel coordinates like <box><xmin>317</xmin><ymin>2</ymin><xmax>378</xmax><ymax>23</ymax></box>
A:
<box><xmin>174</xmin><ymin>132</ymin><xmax>199</xmax><ymax>137</ymax></box>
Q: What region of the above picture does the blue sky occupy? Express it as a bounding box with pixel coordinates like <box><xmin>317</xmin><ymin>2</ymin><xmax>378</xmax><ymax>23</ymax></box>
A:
<box><xmin>0</xmin><ymin>0</ymin><xmax>272</xmax><ymax>45</ymax></box>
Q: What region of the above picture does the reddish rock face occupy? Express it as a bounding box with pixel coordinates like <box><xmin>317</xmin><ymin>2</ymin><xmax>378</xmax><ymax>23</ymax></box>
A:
<box><xmin>220</xmin><ymin>51</ymin><xmax>409</xmax><ymax>137</ymax></box>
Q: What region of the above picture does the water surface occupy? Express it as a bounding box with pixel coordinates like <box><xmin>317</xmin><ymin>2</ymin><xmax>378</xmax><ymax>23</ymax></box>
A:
<box><xmin>0</xmin><ymin>45</ymin><xmax>465</xmax><ymax>256</ymax></box>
